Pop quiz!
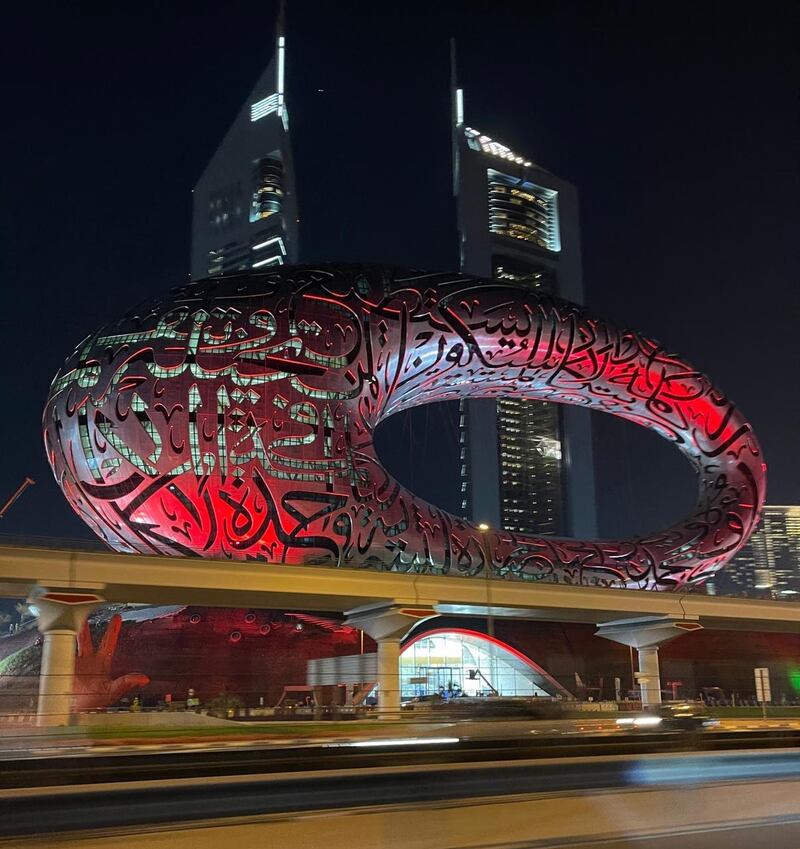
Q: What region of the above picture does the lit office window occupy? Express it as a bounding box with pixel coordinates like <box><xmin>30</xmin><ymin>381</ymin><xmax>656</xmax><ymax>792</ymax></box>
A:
<box><xmin>488</xmin><ymin>170</ymin><xmax>560</xmax><ymax>252</ymax></box>
<box><xmin>207</xmin><ymin>249</ymin><xmax>224</xmax><ymax>277</ymax></box>
<box><xmin>493</xmin><ymin>256</ymin><xmax>557</xmax><ymax>294</ymax></box>
<box><xmin>727</xmin><ymin>505</ymin><xmax>800</xmax><ymax>598</ymax></box>
<box><xmin>208</xmin><ymin>183</ymin><xmax>245</xmax><ymax>231</ymax></box>
<box><xmin>497</xmin><ymin>397</ymin><xmax>564</xmax><ymax>536</ymax></box>
<box><xmin>207</xmin><ymin>242</ymin><xmax>251</xmax><ymax>276</ymax></box>
<box><xmin>250</xmin><ymin>157</ymin><xmax>284</xmax><ymax>222</ymax></box>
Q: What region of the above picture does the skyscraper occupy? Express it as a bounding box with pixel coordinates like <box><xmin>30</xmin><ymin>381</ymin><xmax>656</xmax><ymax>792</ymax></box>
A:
<box><xmin>191</xmin><ymin>11</ymin><xmax>298</xmax><ymax>279</ymax></box>
<box><xmin>713</xmin><ymin>505</ymin><xmax>800</xmax><ymax>598</ymax></box>
<box><xmin>190</xmin><ymin>28</ymin><xmax>597</xmax><ymax>542</ymax></box>
<box><xmin>451</xmin><ymin>60</ymin><xmax>597</xmax><ymax>539</ymax></box>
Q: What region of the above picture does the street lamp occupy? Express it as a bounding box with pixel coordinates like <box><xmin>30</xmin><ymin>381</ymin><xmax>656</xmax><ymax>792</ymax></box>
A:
<box><xmin>477</xmin><ymin>523</ymin><xmax>494</xmax><ymax>639</ymax></box>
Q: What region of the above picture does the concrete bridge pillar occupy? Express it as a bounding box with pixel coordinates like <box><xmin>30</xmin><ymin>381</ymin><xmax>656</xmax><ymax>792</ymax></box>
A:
<box><xmin>595</xmin><ymin>616</ymin><xmax>703</xmax><ymax>708</ymax></box>
<box><xmin>635</xmin><ymin>646</ymin><xmax>662</xmax><ymax>707</ymax></box>
<box><xmin>375</xmin><ymin>639</ymin><xmax>402</xmax><ymax>718</ymax></box>
<box><xmin>344</xmin><ymin>603</ymin><xmax>436</xmax><ymax>719</ymax></box>
<box><xmin>28</xmin><ymin>588</ymin><xmax>104</xmax><ymax>727</ymax></box>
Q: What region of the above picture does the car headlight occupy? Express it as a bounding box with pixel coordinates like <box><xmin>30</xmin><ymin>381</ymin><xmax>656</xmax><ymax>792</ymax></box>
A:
<box><xmin>633</xmin><ymin>716</ymin><xmax>663</xmax><ymax>727</ymax></box>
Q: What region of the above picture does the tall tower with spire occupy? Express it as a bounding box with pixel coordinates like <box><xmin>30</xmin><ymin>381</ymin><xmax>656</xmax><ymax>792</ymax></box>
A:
<box><xmin>191</xmin><ymin>5</ymin><xmax>298</xmax><ymax>279</ymax></box>
<box><xmin>450</xmin><ymin>43</ymin><xmax>598</xmax><ymax>540</ymax></box>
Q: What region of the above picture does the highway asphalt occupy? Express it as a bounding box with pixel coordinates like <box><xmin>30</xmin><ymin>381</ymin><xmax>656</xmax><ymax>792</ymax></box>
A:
<box><xmin>1</xmin><ymin>744</ymin><xmax>800</xmax><ymax>839</ymax></box>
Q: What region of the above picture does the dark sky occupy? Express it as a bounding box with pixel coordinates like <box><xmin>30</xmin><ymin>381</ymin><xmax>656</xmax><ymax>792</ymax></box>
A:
<box><xmin>0</xmin><ymin>0</ymin><xmax>797</xmax><ymax>544</ymax></box>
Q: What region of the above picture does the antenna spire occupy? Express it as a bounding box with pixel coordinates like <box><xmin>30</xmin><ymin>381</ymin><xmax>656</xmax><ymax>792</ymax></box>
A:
<box><xmin>277</xmin><ymin>0</ymin><xmax>286</xmax><ymax>38</ymax></box>
<box><xmin>277</xmin><ymin>0</ymin><xmax>287</xmax><ymax>117</ymax></box>
<box><xmin>450</xmin><ymin>38</ymin><xmax>463</xmax><ymax>127</ymax></box>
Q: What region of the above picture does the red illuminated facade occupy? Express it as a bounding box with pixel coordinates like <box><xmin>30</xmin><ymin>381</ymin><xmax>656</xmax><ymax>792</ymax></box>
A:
<box><xmin>3</xmin><ymin>608</ymin><xmax>796</xmax><ymax>712</ymax></box>
<box><xmin>43</xmin><ymin>265</ymin><xmax>765</xmax><ymax>589</ymax></box>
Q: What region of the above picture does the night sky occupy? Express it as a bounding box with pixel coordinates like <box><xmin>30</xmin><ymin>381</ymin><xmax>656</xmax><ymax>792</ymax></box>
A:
<box><xmin>0</xmin><ymin>1</ymin><xmax>797</xmax><ymax>545</ymax></box>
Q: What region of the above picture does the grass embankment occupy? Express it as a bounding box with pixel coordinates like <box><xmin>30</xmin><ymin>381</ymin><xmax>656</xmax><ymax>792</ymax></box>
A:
<box><xmin>557</xmin><ymin>707</ymin><xmax>800</xmax><ymax>720</ymax></box>
<box><xmin>85</xmin><ymin>720</ymin><xmax>410</xmax><ymax>743</ymax></box>
<box><xmin>560</xmin><ymin>711</ymin><xmax>620</xmax><ymax>719</ymax></box>
<box><xmin>708</xmin><ymin>706</ymin><xmax>800</xmax><ymax>718</ymax></box>
<box><xmin>82</xmin><ymin>707</ymin><xmax>800</xmax><ymax>744</ymax></box>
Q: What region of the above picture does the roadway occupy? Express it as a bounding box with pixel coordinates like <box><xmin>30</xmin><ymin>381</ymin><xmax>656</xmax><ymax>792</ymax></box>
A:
<box><xmin>1</xmin><ymin>738</ymin><xmax>800</xmax><ymax>846</ymax></box>
<box><xmin>14</xmin><ymin>781</ymin><xmax>796</xmax><ymax>849</ymax></box>
<box><xmin>4</xmin><ymin>728</ymin><xmax>800</xmax><ymax>786</ymax></box>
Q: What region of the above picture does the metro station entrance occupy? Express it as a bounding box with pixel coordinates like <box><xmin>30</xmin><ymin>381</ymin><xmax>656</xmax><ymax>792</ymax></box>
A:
<box><xmin>399</xmin><ymin>629</ymin><xmax>564</xmax><ymax>700</ymax></box>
